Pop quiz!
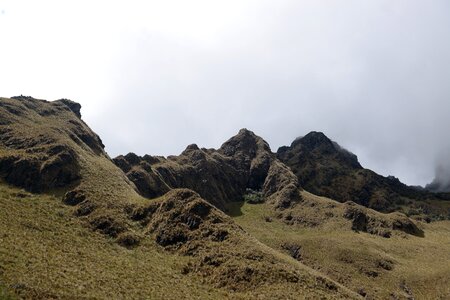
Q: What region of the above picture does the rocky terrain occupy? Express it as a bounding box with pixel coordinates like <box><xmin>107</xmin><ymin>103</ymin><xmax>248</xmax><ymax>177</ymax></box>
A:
<box><xmin>114</xmin><ymin>128</ymin><xmax>301</xmax><ymax>212</ymax></box>
<box><xmin>277</xmin><ymin>131</ymin><xmax>450</xmax><ymax>220</ymax></box>
<box><xmin>0</xmin><ymin>96</ymin><xmax>449</xmax><ymax>299</ymax></box>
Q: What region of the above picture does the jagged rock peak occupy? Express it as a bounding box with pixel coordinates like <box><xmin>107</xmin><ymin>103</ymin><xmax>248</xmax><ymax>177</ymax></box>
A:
<box><xmin>291</xmin><ymin>131</ymin><xmax>333</xmax><ymax>149</ymax></box>
<box><xmin>280</xmin><ymin>131</ymin><xmax>361</xmax><ymax>169</ymax></box>
<box><xmin>184</xmin><ymin>144</ymin><xmax>200</xmax><ymax>151</ymax></box>
<box><xmin>219</xmin><ymin>128</ymin><xmax>271</xmax><ymax>157</ymax></box>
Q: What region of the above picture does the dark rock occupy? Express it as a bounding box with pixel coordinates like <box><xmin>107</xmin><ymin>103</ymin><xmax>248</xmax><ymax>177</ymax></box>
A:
<box><xmin>75</xmin><ymin>200</ymin><xmax>97</xmax><ymax>216</ymax></box>
<box><xmin>156</xmin><ymin>227</ymin><xmax>189</xmax><ymax>247</ymax></box>
<box><xmin>278</xmin><ymin>131</ymin><xmax>430</xmax><ymax>212</ymax></box>
<box><xmin>55</xmin><ymin>99</ymin><xmax>81</xmax><ymax>118</ymax></box>
<box><xmin>126</xmin><ymin>168</ymin><xmax>170</xmax><ymax>198</ymax></box>
<box><xmin>343</xmin><ymin>206</ymin><xmax>368</xmax><ymax>232</ymax></box>
<box><xmin>281</xmin><ymin>243</ymin><xmax>302</xmax><ymax>260</ymax></box>
<box><xmin>113</xmin><ymin>156</ymin><xmax>132</xmax><ymax>173</ymax></box>
<box><xmin>391</xmin><ymin>215</ymin><xmax>424</xmax><ymax>237</ymax></box>
<box><xmin>344</xmin><ymin>203</ymin><xmax>423</xmax><ymax>237</ymax></box>
<box><xmin>63</xmin><ymin>189</ymin><xmax>86</xmax><ymax>206</ymax></box>
<box><xmin>0</xmin><ymin>146</ymin><xmax>80</xmax><ymax>193</ymax></box>
<box><xmin>117</xmin><ymin>232</ymin><xmax>141</xmax><ymax>248</ymax></box>
<box><xmin>90</xmin><ymin>215</ymin><xmax>126</xmax><ymax>238</ymax></box>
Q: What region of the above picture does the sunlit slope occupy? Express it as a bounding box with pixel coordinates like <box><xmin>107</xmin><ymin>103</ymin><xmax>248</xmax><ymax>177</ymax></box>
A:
<box><xmin>0</xmin><ymin>183</ymin><xmax>228</xmax><ymax>299</ymax></box>
<box><xmin>228</xmin><ymin>191</ymin><xmax>450</xmax><ymax>299</ymax></box>
<box><xmin>0</xmin><ymin>183</ymin><xmax>361</xmax><ymax>299</ymax></box>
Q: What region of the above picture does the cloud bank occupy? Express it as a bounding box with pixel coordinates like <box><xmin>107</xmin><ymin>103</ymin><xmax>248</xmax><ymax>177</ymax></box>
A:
<box><xmin>1</xmin><ymin>0</ymin><xmax>449</xmax><ymax>186</ymax></box>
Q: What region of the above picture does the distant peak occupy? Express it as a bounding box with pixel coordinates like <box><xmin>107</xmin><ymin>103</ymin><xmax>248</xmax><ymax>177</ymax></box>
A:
<box><xmin>181</xmin><ymin>144</ymin><xmax>202</xmax><ymax>156</ymax></box>
<box><xmin>291</xmin><ymin>131</ymin><xmax>332</xmax><ymax>149</ymax></box>
<box><xmin>223</xmin><ymin>128</ymin><xmax>260</xmax><ymax>145</ymax></box>
<box><xmin>238</xmin><ymin>128</ymin><xmax>254</xmax><ymax>135</ymax></box>
<box><xmin>219</xmin><ymin>128</ymin><xmax>271</xmax><ymax>157</ymax></box>
<box><xmin>235</xmin><ymin>128</ymin><xmax>259</xmax><ymax>139</ymax></box>
<box><xmin>185</xmin><ymin>144</ymin><xmax>200</xmax><ymax>151</ymax></box>
<box><xmin>279</xmin><ymin>131</ymin><xmax>362</xmax><ymax>169</ymax></box>
<box><xmin>303</xmin><ymin>131</ymin><xmax>329</xmax><ymax>140</ymax></box>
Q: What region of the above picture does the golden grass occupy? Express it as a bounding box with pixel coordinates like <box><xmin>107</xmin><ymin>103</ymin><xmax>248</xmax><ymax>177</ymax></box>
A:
<box><xmin>2</xmin><ymin>97</ymin><xmax>448</xmax><ymax>299</ymax></box>
<box><xmin>227</xmin><ymin>193</ymin><xmax>450</xmax><ymax>299</ymax></box>
<box><xmin>0</xmin><ymin>97</ymin><xmax>357</xmax><ymax>299</ymax></box>
<box><xmin>0</xmin><ymin>183</ymin><xmax>360</xmax><ymax>299</ymax></box>
<box><xmin>0</xmin><ymin>183</ymin><xmax>232</xmax><ymax>299</ymax></box>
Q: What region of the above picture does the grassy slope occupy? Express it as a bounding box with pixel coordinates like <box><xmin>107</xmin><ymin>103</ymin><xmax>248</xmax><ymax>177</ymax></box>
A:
<box><xmin>0</xmin><ymin>97</ymin><xmax>360</xmax><ymax>299</ymax></box>
<box><xmin>0</xmin><ymin>183</ymin><xmax>231</xmax><ymax>299</ymax></box>
<box><xmin>228</xmin><ymin>191</ymin><xmax>450</xmax><ymax>299</ymax></box>
<box><xmin>0</xmin><ymin>183</ymin><xmax>360</xmax><ymax>299</ymax></box>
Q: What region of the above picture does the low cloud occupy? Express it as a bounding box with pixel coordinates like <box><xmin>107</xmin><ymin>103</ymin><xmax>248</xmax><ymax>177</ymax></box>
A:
<box><xmin>1</xmin><ymin>1</ymin><xmax>449</xmax><ymax>186</ymax></box>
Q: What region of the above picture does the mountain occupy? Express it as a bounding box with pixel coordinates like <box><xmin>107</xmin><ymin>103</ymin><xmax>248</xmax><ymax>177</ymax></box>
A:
<box><xmin>115</xmin><ymin>129</ymin><xmax>426</xmax><ymax>238</ymax></box>
<box><xmin>277</xmin><ymin>131</ymin><xmax>450</xmax><ymax>220</ymax></box>
<box><xmin>0</xmin><ymin>97</ymin><xmax>357</xmax><ymax>299</ymax></box>
<box><xmin>1</xmin><ymin>96</ymin><xmax>449</xmax><ymax>299</ymax></box>
<box><xmin>114</xmin><ymin>128</ymin><xmax>301</xmax><ymax>211</ymax></box>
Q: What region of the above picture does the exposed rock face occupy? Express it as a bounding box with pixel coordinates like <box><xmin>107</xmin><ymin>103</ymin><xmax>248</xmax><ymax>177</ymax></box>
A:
<box><xmin>277</xmin><ymin>131</ymin><xmax>429</xmax><ymax>211</ymax></box>
<box><xmin>114</xmin><ymin>129</ymin><xmax>301</xmax><ymax>211</ymax></box>
<box><xmin>218</xmin><ymin>128</ymin><xmax>273</xmax><ymax>190</ymax></box>
<box><xmin>343</xmin><ymin>202</ymin><xmax>423</xmax><ymax>237</ymax></box>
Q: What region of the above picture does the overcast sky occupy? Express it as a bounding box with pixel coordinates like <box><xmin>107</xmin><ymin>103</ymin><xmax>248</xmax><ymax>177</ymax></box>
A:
<box><xmin>1</xmin><ymin>0</ymin><xmax>449</xmax><ymax>187</ymax></box>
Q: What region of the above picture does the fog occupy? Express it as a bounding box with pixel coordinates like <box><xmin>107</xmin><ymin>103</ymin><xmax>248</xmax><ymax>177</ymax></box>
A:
<box><xmin>1</xmin><ymin>1</ymin><xmax>449</xmax><ymax>187</ymax></box>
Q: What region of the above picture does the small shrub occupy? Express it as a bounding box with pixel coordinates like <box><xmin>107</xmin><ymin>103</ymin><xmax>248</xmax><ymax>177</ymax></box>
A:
<box><xmin>243</xmin><ymin>189</ymin><xmax>264</xmax><ymax>204</ymax></box>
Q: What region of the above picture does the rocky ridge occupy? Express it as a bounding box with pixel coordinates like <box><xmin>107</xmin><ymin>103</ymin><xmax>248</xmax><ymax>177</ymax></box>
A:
<box><xmin>277</xmin><ymin>131</ymin><xmax>450</xmax><ymax>219</ymax></box>
<box><xmin>114</xmin><ymin>128</ymin><xmax>302</xmax><ymax>212</ymax></box>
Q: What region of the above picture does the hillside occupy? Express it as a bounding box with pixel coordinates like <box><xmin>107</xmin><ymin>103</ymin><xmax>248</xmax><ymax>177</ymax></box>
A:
<box><xmin>0</xmin><ymin>96</ymin><xmax>357</xmax><ymax>299</ymax></box>
<box><xmin>227</xmin><ymin>193</ymin><xmax>450</xmax><ymax>299</ymax></box>
<box><xmin>277</xmin><ymin>132</ymin><xmax>450</xmax><ymax>220</ymax></box>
